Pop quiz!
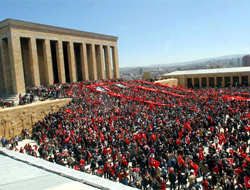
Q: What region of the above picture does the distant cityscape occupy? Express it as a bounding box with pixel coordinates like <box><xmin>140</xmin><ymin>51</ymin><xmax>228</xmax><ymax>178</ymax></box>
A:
<box><xmin>120</xmin><ymin>54</ymin><xmax>250</xmax><ymax>80</ymax></box>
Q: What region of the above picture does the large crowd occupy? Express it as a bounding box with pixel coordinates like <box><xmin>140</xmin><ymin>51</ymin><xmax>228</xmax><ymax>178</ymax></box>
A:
<box><xmin>2</xmin><ymin>79</ymin><xmax>250</xmax><ymax>190</ymax></box>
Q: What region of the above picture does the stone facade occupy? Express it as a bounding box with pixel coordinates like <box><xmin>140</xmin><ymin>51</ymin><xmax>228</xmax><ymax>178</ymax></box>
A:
<box><xmin>155</xmin><ymin>79</ymin><xmax>178</xmax><ymax>86</ymax></box>
<box><xmin>163</xmin><ymin>67</ymin><xmax>250</xmax><ymax>88</ymax></box>
<box><xmin>0</xmin><ymin>19</ymin><xmax>120</xmax><ymax>95</ymax></box>
<box><xmin>0</xmin><ymin>99</ymin><xmax>71</xmax><ymax>139</ymax></box>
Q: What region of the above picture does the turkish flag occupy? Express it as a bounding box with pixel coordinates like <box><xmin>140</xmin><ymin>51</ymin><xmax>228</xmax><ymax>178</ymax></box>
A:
<box><xmin>151</xmin><ymin>133</ymin><xmax>156</xmax><ymax>142</ymax></box>
<box><xmin>244</xmin><ymin>176</ymin><xmax>250</xmax><ymax>188</ymax></box>
<box><xmin>100</xmin><ymin>132</ymin><xmax>104</xmax><ymax>141</ymax></box>
<box><xmin>178</xmin><ymin>128</ymin><xmax>185</xmax><ymax>139</ymax></box>
<box><xmin>184</xmin><ymin>122</ymin><xmax>191</xmax><ymax>131</ymax></box>
<box><xmin>190</xmin><ymin>160</ymin><xmax>198</xmax><ymax>176</ymax></box>
<box><xmin>115</xmin><ymin>108</ymin><xmax>120</xmax><ymax>116</ymax></box>
<box><xmin>63</xmin><ymin>108</ymin><xmax>71</xmax><ymax>113</ymax></box>
<box><xmin>230</xmin><ymin>149</ymin><xmax>234</xmax><ymax>157</ymax></box>
<box><xmin>97</xmin><ymin>168</ymin><xmax>104</xmax><ymax>175</ymax></box>
<box><xmin>88</xmin><ymin>151</ymin><xmax>92</xmax><ymax>159</ymax></box>
<box><xmin>125</xmin><ymin>137</ymin><xmax>131</xmax><ymax>145</ymax></box>
<box><xmin>121</xmin><ymin>155</ymin><xmax>128</xmax><ymax>166</ymax></box>
<box><xmin>149</xmin><ymin>157</ymin><xmax>161</xmax><ymax>168</ymax></box>
<box><xmin>245</xmin><ymin>154</ymin><xmax>250</xmax><ymax>162</ymax></box>
<box><xmin>226</xmin><ymin>158</ymin><xmax>233</xmax><ymax>165</ymax></box>
<box><xmin>149</xmin><ymin>124</ymin><xmax>153</xmax><ymax>130</ymax></box>
<box><xmin>79</xmin><ymin>159</ymin><xmax>85</xmax><ymax>167</ymax></box>
<box><xmin>133</xmin><ymin>168</ymin><xmax>140</xmax><ymax>172</ymax></box>
<box><xmin>178</xmin><ymin>155</ymin><xmax>185</xmax><ymax>167</ymax></box>
<box><xmin>199</xmin><ymin>148</ymin><xmax>204</xmax><ymax>160</ymax></box>
<box><xmin>234</xmin><ymin>168</ymin><xmax>243</xmax><ymax>175</ymax></box>
<box><xmin>245</xmin><ymin>126</ymin><xmax>250</xmax><ymax>131</ymax></box>
<box><xmin>176</xmin><ymin>139</ymin><xmax>181</xmax><ymax>145</ymax></box>
<box><xmin>74</xmin><ymin>165</ymin><xmax>80</xmax><ymax>171</ymax></box>
<box><xmin>58</xmin><ymin>124</ymin><xmax>62</xmax><ymax>130</ymax></box>
<box><xmin>186</xmin><ymin>137</ymin><xmax>190</xmax><ymax>144</ymax></box>
<box><xmin>63</xmin><ymin>137</ymin><xmax>70</xmax><ymax>143</ymax></box>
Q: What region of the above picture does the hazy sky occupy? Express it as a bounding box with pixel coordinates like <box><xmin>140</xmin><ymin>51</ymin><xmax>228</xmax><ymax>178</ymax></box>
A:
<box><xmin>1</xmin><ymin>0</ymin><xmax>250</xmax><ymax>67</ymax></box>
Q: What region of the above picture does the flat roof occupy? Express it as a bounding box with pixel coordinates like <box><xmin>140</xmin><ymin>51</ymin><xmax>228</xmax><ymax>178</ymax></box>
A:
<box><xmin>0</xmin><ymin>154</ymin><xmax>99</xmax><ymax>190</ymax></box>
<box><xmin>163</xmin><ymin>67</ymin><xmax>250</xmax><ymax>76</ymax></box>
<box><xmin>0</xmin><ymin>147</ymin><xmax>137</xmax><ymax>190</ymax></box>
<box><xmin>0</xmin><ymin>18</ymin><xmax>118</xmax><ymax>42</ymax></box>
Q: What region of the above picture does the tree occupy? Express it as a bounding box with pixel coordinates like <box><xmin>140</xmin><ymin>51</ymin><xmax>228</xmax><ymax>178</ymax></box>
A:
<box><xmin>142</xmin><ymin>72</ymin><xmax>151</xmax><ymax>80</ymax></box>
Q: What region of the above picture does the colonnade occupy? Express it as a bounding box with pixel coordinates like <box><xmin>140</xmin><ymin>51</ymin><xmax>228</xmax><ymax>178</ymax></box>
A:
<box><xmin>186</xmin><ymin>75</ymin><xmax>250</xmax><ymax>88</ymax></box>
<box><xmin>0</xmin><ymin>35</ymin><xmax>120</xmax><ymax>94</ymax></box>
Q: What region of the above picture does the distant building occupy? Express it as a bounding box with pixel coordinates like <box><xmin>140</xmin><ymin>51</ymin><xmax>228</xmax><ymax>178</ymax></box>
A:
<box><xmin>162</xmin><ymin>67</ymin><xmax>250</xmax><ymax>88</ymax></box>
<box><xmin>237</xmin><ymin>57</ymin><xmax>241</xmax><ymax>66</ymax></box>
<box><xmin>242</xmin><ymin>55</ymin><xmax>250</xmax><ymax>66</ymax></box>
<box><xmin>139</xmin><ymin>68</ymin><xmax>143</xmax><ymax>75</ymax></box>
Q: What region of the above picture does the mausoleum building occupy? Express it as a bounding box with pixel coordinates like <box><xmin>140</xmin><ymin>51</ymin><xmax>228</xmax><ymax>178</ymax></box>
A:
<box><xmin>0</xmin><ymin>19</ymin><xmax>120</xmax><ymax>95</ymax></box>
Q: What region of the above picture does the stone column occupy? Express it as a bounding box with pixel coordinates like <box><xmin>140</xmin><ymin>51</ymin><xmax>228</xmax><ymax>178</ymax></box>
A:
<box><xmin>230</xmin><ymin>76</ymin><xmax>233</xmax><ymax>86</ymax></box>
<box><xmin>191</xmin><ymin>78</ymin><xmax>194</xmax><ymax>87</ymax></box>
<box><xmin>112</xmin><ymin>45</ymin><xmax>120</xmax><ymax>78</ymax></box>
<box><xmin>87</xmin><ymin>44</ymin><xmax>97</xmax><ymax>81</ymax></box>
<box><xmin>56</xmin><ymin>41</ymin><xmax>66</xmax><ymax>83</ymax></box>
<box><xmin>222</xmin><ymin>77</ymin><xmax>225</xmax><ymax>87</ymax></box>
<box><xmin>0</xmin><ymin>39</ymin><xmax>8</xmax><ymax>94</ymax></box>
<box><xmin>104</xmin><ymin>46</ymin><xmax>112</xmax><ymax>79</ymax></box>
<box><xmin>29</xmin><ymin>38</ymin><xmax>40</xmax><ymax>86</ymax></box>
<box><xmin>239</xmin><ymin>75</ymin><xmax>242</xmax><ymax>85</ymax></box>
<box><xmin>0</xmin><ymin>39</ymin><xmax>4</xmax><ymax>94</ymax></box>
<box><xmin>80</xmin><ymin>43</ymin><xmax>89</xmax><ymax>81</ymax></box>
<box><xmin>206</xmin><ymin>77</ymin><xmax>209</xmax><ymax>87</ymax></box>
<box><xmin>214</xmin><ymin>77</ymin><xmax>217</xmax><ymax>87</ymax></box>
<box><xmin>8</xmin><ymin>35</ymin><xmax>26</xmax><ymax>94</ymax></box>
<box><xmin>95</xmin><ymin>44</ymin><xmax>105</xmax><ymax>80</ymax></box>
<box><xmin>67</xmin><ymin>42</ymin><xmax>77</xmax><ymax>82</ymax></box>
<box><xmin>43</xmin><ymin>39</ymin><xmax>54</xmax><ymax>85</ymax></box>
<box><xmin>199</xmin><ymin>77</ymin><xmax>202</xmax><ymax>88</ymax></box>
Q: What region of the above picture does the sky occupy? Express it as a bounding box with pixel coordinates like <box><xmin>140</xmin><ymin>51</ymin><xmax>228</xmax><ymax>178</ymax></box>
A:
<box><xmin>1</xmin><ymin>0</ymin><xmax>250</xmax><ymax>67</ymax></box>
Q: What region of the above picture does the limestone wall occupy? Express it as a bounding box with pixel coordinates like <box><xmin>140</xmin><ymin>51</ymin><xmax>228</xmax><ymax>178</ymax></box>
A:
<box><xmin>155</xmin><ymin>78</ymin><xmax>178</xmax><ymax>86</ymax></box>
<box><xmin>0</xmin><ymin>98</ymin><xmax>71</xmax><ymax>140</ymax></box>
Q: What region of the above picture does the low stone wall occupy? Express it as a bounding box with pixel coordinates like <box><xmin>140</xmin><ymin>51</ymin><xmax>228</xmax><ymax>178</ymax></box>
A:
<box><xmin>0</xmin><ymin>98</ymin><xmax>71</xmax><ymax>140</ymax></box>
<box><xmin>155</xmin><ymin>78</ymin><xmax>178</xmax><ymax>86</ymax></box>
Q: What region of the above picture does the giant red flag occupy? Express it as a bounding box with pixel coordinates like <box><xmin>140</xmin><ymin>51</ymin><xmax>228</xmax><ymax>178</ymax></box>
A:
<box><xmin>149</xmin><ymin>157</ymin><xmax>160</xmax><ymax>168</ymax></box>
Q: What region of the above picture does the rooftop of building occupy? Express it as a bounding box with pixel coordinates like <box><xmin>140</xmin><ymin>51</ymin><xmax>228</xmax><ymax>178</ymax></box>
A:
<box><xmin>163</xmin><ymin>66</ymin><xmax>250</xmax><ymax>76</ymax></box>
<box><xmin>0</xmin><ymin>147</ymin><xmax>136</xmax><ymax>190</ymax></box>
<box><xmin>0</xmin><ymin>18</ymin><xmax>118</xmax><ymax>41</ymax></box>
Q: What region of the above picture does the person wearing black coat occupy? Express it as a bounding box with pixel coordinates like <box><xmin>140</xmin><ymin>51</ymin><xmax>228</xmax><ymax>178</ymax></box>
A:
<box><xmin>169</xmin><ymin>171</ymin><xmax>176</xmax><ymax>190</ymax></box>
